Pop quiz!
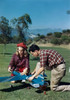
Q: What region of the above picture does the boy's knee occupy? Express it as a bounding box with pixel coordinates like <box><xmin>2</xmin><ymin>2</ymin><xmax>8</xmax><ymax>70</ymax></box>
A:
<box><xmin>50</xmin><ymin>85</ymin><xmax>57</xmax><ymax>91</ymax></box>
<box><xmin>37</xmin><ymin>62</ymin><xmax>40</xmax><ymax>66</ymax></box>
<box><xmin>50</xmin><ymin>87</ymin><xmax>56</xmax><ymax>91</ymax></box>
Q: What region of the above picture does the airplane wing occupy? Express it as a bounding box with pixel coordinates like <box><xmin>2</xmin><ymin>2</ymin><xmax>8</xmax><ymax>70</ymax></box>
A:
<box><xmin>0</xmin><ymin>71</ymin><xmax>31</xmax><ymax>82</ymax></box>
<box><xmin>0</xmin><ymin>75</ymin><xmax>24</xmax><ymax>82</ymax></box>
<box><xmin>0</xmin><ymin>71</ymin><xmax>48</xmax><ymax>88</ymax></box>
<box><xmin>13</xmin><ymin>71</ymin><xmax>45</xmax><ymax>86</ymax></box>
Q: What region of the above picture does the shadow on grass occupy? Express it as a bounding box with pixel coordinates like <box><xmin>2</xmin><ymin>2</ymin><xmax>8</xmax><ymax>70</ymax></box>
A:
<box><xmin>59</xmin><ymin>81</ymin><xmax>70</xmax><ymax>85</ymax></box>
<box><xmin>0</xmin><ymin>83</ymin><xmax>31</xmax><ymax>92</ymax></box>
<box><xmin>35</xmin><ymin>87</ymin><xmax>50</xmax><ymax>93</ymax></box>
<box><xmin>30</xmin><ymin>57</ymin><xmax>39</xmax><ymax>61</ymax></box>
<box><xmin>35</xmin><ymin>80</ymin><xmax>70</xmax><ymax>93</ymax></box>
<box><xmin>0</xmin><ymin>81</ymin><xmax>70</xmax><ymax>93</ymax></box>
<box><xmin>0</xmin><ymin>53</ymin><xmax>12</xmax><ymax>55</ymax></box>
<box><xmin>47</xmin><ymin>80</ymin><xmax>70</xmax><ymax>85</ymax></box>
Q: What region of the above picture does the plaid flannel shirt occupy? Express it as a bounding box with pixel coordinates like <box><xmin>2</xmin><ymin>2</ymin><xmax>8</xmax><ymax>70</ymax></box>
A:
<box><xmin>9</xmin><ymin>53</ymin><xmax>30</xmax><ymax>71</ymax></box>
<box><xmin>40</xmin><ymin>49</ymin><xmax>65</xmax><ymax>68</ymax></box>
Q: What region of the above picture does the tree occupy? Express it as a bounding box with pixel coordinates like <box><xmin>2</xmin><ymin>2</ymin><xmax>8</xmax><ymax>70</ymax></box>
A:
<box><xmin>11</xmin><ymin>14</ymin><xmax>32</xmax><ymax>43</ymax></box>
<box><xmin>67</xmin><ymin>10</ymin><xmax>70</xmax><ymax>14</ymax></box>
<box><xmin>0</xmin><ymin>16</ymin><xmax>12</xmax><ymax>54</ymax></box>
<box><xmin>40</xmin><ymin>35</ymin><xmax>45</xmax><ymax>39</ymax></box>
<box><xmin>37</xmin><ymin>33</ymin><xmax>40</xmax><ymax>37</ymax></box>
<box><xmin>62</xmin><ymin>29</ymin><xmax>70</xmax><ymax>33</ymax></box>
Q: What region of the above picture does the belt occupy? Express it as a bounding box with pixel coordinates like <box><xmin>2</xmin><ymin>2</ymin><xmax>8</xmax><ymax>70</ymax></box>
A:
<box><xmin>59</xmin><ymin>62</ymin><xmax>65</xmax><ymax>64</ymax></box>
<box><xmin>52</xmin><ymin>62</ymin><xmax>65</xmax><ymax>68</ymax></box>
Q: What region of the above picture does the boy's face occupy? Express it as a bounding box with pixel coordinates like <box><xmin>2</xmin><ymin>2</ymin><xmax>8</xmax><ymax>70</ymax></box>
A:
<box><xmin>30</xmin><ymin>50</ymin><xmax>39</xmax><ymax>57</ymax></box>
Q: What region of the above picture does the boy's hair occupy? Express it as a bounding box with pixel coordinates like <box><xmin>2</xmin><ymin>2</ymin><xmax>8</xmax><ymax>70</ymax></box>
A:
<box><xmin>29</xmin><ymin>44</ymin><xmax>40</xmax><ymax>52</ymax></box>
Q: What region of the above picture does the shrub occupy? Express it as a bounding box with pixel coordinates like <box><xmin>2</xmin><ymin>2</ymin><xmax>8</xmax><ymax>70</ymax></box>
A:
<box><xmin>54</xmin><ymin>32</ymin><xmax>62</xmax><ymax>38</ymax></box>
<box><xmin>51</xmin><ymin>38</ymin><xmax>62</xmax><ymax>45</ymax></box>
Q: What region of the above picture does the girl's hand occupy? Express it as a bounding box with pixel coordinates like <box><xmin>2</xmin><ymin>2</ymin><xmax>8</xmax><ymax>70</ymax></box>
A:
<box><xmin>8</xmin><ymin>67</ymin><xmax>12</xmax><ymax>72</ymax></box>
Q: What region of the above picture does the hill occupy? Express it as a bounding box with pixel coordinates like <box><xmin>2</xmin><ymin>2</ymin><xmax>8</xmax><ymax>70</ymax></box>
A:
<box><xmin>29</xmin><ymin>28</ymin><xmax>62</xmax><ymax>36</ymax></box>
<box><xmin>0</xmin><ymin>28</ymin><xmax>62</xmax><ymax>38</ymax></box>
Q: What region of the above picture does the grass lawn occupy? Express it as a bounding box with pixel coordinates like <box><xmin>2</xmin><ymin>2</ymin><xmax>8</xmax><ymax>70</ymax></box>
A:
<box><xmin>0</xmin><ymin>44</ymin><xmax>70</xmax><ymax>100</ymax></box>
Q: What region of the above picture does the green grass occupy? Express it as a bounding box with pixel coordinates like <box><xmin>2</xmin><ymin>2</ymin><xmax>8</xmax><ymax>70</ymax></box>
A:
<box><xmin>0</xmin><ymin>44</ymin><xmax>70</xmax><ymax>100</ymax></box>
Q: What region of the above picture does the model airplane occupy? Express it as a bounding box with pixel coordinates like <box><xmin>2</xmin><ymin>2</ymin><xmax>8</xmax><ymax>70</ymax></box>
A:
<box><xmin>0</xmin><ymin>71</ymin><xmax>48</xmax><ymax>88</ymax></box>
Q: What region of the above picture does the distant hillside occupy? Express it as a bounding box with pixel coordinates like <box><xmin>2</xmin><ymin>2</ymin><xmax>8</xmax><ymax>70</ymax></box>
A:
<box><xmin>26</xmin><ymin>28</ymin><xmax>62</xmax><ymax>39</ymax></box>
<box><xmin>0</xmin><ymin>28</ymin><xmax>62</xmax><ymax>39</ymax></box>
<box><xmin>29</xmin><ymin>28</ymin><xmax>62</xmax><ymax>35</ymax></box>
<box><xmin>31</xmin><ymin>29</ymin><xmax>70</xmax><ymax>45</ymax></box>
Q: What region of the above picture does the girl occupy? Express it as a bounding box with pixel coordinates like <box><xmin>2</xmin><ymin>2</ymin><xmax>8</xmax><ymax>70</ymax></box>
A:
<box><xmin>8</xmin><ymin>42</ymin><xmax>30</xmax><ymax>83</ymax></box>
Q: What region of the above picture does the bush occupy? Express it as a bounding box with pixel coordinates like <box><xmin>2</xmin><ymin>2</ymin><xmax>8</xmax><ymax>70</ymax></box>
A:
<box><xmin>47</xmin><ymin>33</ymin><xmax>53</xmax><ymax>36</ymax></box>
<box><xmin>54</xmin><ymin>32</ymin><xmax>62</xmax><ymax>38</ymax></box>
<box><xmin>61</xmin><ymin>35</ymin><xmax>70</xmax><ymax>44</ymax></box>
<box><xmin>61</xmin><ymin>35</ymin><xmax>68</xmax><ymax>40</ymax></box>
<box><xmin>51</xmin><ymin>38</ymin><xmax>62</xmax><ymax>45</ymax></box>
<box><xmin>33</xmin><ymin>37</ymin><xmax>40</xmax><ymax>42</ymax></box>
<box><xmin>40</xmin><ymin>35</ymin><xmax>45</xmax><ymax>39</ymax></box>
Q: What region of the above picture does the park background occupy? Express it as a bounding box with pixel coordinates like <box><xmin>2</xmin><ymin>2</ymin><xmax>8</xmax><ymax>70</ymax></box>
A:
<box><xmin>0</xmin><ymin>0</ymin><xmax>70</xmax><ymax>100</ymax></box>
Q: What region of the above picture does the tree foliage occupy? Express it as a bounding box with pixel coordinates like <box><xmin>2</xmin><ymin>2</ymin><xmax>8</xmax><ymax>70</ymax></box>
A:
<box><xmin>11</xmin><ymin>14</ymin><xmax>32</xmax><ymax>43</ymax></box>
<box><xmin>0</xmin><ymin>16</ymin><xmax>12</xmax><ymax>44</ymax></box>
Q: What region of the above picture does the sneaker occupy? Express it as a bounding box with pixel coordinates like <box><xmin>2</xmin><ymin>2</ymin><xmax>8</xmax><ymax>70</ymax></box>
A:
<box><xmin>21</xmin><ymin>80</ymin><xmax>26</xmax><ymax>82</ymax></box>
<box><xmin>10</xmin><ymin>85</ymin><xmax>14</xmax><ymax>88</ymax></box>
<box><xmin>62</xmin><ymin>85</ymin><xmax>70</xmax><ymax>92</ymax></box>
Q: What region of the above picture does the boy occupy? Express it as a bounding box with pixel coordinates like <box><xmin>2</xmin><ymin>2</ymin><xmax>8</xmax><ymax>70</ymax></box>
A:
<box><xmin>28</xmin><ymin>44</ymin><xmax>70</xmax><ymax>91</ymax></box>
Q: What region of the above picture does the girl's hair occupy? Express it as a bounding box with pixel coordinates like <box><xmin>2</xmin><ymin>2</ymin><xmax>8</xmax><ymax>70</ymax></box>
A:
<box><xmin>16</xmin><ymin>47</ymin><xmax>28</xmax><ymax>57</ymax></box>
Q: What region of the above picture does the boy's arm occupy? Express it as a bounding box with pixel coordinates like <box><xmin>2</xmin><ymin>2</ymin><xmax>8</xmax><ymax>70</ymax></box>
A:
<box><xmin>31</xmin><ymin>67</ymin><xmax>36</xmax><ymax>74</ymax></box>
<box><xmin>28</xmin><ymin>67</ymin><xmax>45</xmax><ymax>81</ymax></box>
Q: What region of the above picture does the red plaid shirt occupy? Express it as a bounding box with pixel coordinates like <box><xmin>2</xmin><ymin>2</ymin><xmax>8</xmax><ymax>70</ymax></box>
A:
<box><xmin>9</xmin><ymin>53</ymin><xmax>30</xmax><ymax>71</ymax></box>
<box><xmin>40</xmin><ymin>49</ymin><xmax>65</xmax><ymax>68</ymax></box>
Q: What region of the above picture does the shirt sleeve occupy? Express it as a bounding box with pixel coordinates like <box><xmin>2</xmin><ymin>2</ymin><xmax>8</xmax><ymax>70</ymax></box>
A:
<box><xmin>25</xmin><ymin>57</ymin><xmax>29</xmax><ymax>68</ymax></box>
<box><xmin>40</xmin><ymin>52</ymin><xmax>48</xmax><ymax>67</ymax></box>
<box><xmin>8</xmin><ymin>54</ymin><xmax>15</xmax><ymax>68</ymax></box>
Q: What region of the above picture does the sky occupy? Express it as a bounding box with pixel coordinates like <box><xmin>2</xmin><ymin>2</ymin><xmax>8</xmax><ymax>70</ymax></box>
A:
<box><xmin>0</xmin><ymin>0</ymin><xmax>70</xmax><ymax>29</ymax></box>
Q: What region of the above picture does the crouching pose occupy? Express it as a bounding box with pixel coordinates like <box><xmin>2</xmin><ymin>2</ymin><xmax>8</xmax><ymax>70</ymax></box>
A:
<box><xmin>8</xmin><ymin>42</ymin><xmax>30</xmax><ymax>83</ymax></box>
<box><xmin>28</xmin><ymin>44</ymin><xmax>70</xmax><ymax>91</ymax></box>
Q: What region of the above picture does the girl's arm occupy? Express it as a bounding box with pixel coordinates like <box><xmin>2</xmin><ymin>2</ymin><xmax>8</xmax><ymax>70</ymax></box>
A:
<box><xmin>21</xmin><ymin>68</ymin><xmax>28</xmax><ymax>75</ymax></box>
<box><xmin>8</xmin><ymin>66</ymin><xmax>12</xmax><ymax>72</ymax></box>
<box><xmin>8</xmin><ymin>54</ymin><xmax>15</xmax><ymax>72</ymax></box>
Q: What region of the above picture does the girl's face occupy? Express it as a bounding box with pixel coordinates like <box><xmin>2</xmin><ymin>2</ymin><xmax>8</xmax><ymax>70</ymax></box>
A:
<box><xmin>18</xmin><ymin>47</ymin><xmax>24</xmax><ymax>56</ymax></box>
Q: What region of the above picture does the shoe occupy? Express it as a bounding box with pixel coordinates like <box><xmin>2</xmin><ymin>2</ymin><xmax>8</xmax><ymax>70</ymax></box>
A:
<box><xmin>21</xmin><ymin>80</ymin><xmax>26</xmax><ymax>82</ymax></box>
<box><xmin>62</xmin><ymin>85</ymin><xmax>70</xmax><ymax>92</ymax></box>
<box><xmin>10</xmin><ymin>85</ymin><xmax>14</xmax><ymax>88</ymax></box>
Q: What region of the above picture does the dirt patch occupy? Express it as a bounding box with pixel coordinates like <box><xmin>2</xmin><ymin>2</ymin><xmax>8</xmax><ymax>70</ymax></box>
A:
<box><xmin>36</xmin><ymin>43</ymin><xmax>70</xmax><ymax>50</ymax></box>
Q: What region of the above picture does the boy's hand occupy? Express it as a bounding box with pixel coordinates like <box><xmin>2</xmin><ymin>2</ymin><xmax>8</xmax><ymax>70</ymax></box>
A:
<box><xmin>28</xmin><ymin>76</ymin><xmax>34</xmax><ymax>81</ymax></box>
<box><xmin>21</xmin><ymin>72</ymin><xmax>24</xmax><ymax>75</ymax></box>
<box><xmin>31</xmin><ymin>72</ymin><xmax>34</xmax><ymax>75</ymax></box>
